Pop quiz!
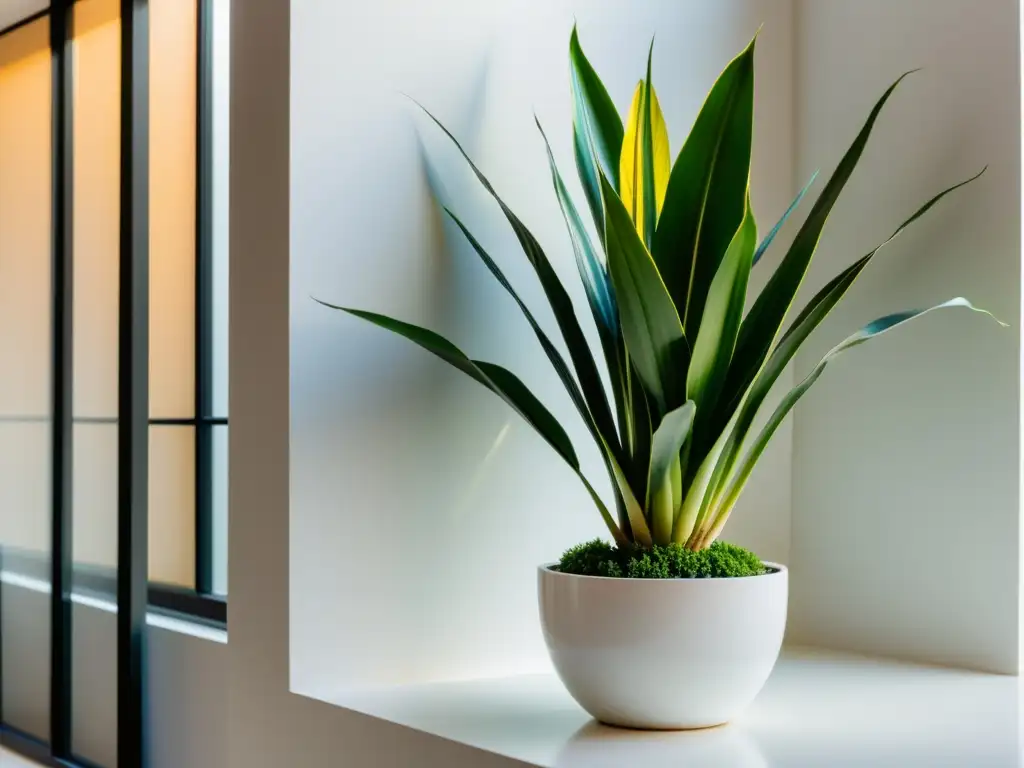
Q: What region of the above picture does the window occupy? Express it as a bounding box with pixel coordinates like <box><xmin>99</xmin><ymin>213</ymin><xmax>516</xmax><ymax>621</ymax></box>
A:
<box><xmin>0</xmin><ymin>0</ymin><xmax>228</xmax><ymax>626</ymax></box>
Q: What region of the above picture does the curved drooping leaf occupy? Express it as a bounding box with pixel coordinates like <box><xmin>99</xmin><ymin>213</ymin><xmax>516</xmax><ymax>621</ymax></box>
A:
<box><xmin>647</xmin><ymin>401</ymin><xmax>696</xmax><ymax>544</ymax></box>
<box><xmin>752</xmin><ymin>171</ymin><xmax>819</xmax><ymax>266</ymax></box>
<box><xmin>601</xmin><ymin>173</ymin><xmax>687</xmax><ymax>415</ymax></box>
<box><xmin>418</xmin><ymin>105</ymin><xmax>619</xmax><ymax>450</ymax></box>
<box><xmin>316</xmin><ymin>301</ymin><xmax>630</xmax><ymax>545</ymax></box>
<box><xmin>707</xmin><ymin>168</ymin><xmax>986</xmax><ymax>495</ymax></box>
<box><xmin>686</xmin><ymin>199</ymin><xmax>757</xmax><ymax>444</ymax></box>
<box><xmin>570</xmin><ymin>26</ymin><xmax>624</xmax><ymax>242</ymax></box>
<box><xmin>653</xmin><ymin>34</ymin><xmax>755</xmax><ymax>337</ymax></box>
<box><xmin>717</xmin><ymin>71</ymin><xmax>914</xmax><ymax>432</ymax></box>
<box><xmin>699</xmin><ymin>298</ymin><xmax>1005</xmax><ymax>547</ymax></box>
<box><xmin>620</xmin><ymin>78</ymin><xmax>670</xmax><ymax>245</ymax></box>
<box><xmin>599</xmin><ymin>432</ymin><xmax>653</xmax><ymax>547</ymax></box>
<box><xmin>537</xmin><ymin>120</ymin><xmax>631</xmax><ymax>502</ymax></box>
<box><xmin>537</xmin><ymin>119</ymin><xmax>617</xmax><ymax>337</ymax></box>
<box><xmin>577</xmin><ymin>473</ymin><xmax>629</xmax><ymax>547</ymax></box>
<box><xmin>444</xmin><ymin>210</ymin><xmax>595</xmax><ymax>435</ymax></box>
<box><xmin>318</xmin><ymin>303</ymin><xmax>578</xmax><ymax>467</ymax></box>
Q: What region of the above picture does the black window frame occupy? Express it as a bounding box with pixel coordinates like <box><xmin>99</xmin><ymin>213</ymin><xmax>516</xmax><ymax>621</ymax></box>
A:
<box><xmin>1</xmin><ymin>1</ymin><xmax>225</xmax><ymax>765</ymax></box>
<box><xmin>0</xmin><ymin>0</ymin><xmax>226</xmax><ymax>624</ymax></box>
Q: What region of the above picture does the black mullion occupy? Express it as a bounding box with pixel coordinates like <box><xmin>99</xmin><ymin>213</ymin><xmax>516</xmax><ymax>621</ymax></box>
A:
<box><xmin>49</xmin><ymin>0</ymin><xmax>74</xmax><ymax>759</ymax></box>
<box><xmin>118</xmin><ymin>0</ymin><xmax>149</xmax><ymax>766</ymax></box>
<box><xmin>194</xmin><ymin>0</ymin><xmax>214</xmax><ymax>596</ymax></box>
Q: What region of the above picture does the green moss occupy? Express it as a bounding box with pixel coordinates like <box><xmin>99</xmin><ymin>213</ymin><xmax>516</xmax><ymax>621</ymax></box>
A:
<box><xmin>555</xmin><ymin>539</ymin><xmax>766</xmax><ymax>579</ymax></box>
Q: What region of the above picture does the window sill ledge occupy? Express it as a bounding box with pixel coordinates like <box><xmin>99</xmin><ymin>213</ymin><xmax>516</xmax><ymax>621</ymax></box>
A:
<box><xmin>302</xmin><ymin>646</ymin><xmax>1018</xmax><ymax>767</ymax></box>
<box><xmin>0</xmin><ymin>571</ymin><xmax>227</xmax><ymax>645</ymax></box>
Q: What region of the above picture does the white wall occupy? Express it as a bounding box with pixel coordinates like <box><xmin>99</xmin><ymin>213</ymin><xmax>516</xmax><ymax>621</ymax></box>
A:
<box><xmin>288</xmin><ymin>0</ymin><xmax>796</xmax><ymax>699</ymax></box>
<box><xmin>226</xmin><ymin>0</ymin><xmax>1020</xmax><ymax>763</ymax></box>
<box><xmin>789</xmin><ymin>0</ymin><xmax>1020</xmax><ymax>673</ymax></box>
<box><xmin>229</xmin><ymin>3</ymin><xmax>538</xmax><ymax>764</ymax></box>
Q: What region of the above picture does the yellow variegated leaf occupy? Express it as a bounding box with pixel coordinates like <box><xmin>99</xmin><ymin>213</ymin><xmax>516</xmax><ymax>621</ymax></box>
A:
<box><xmin>619</xmin><ymin>81</ymin><xmax>670</xmax><ymax>237</ymax></box>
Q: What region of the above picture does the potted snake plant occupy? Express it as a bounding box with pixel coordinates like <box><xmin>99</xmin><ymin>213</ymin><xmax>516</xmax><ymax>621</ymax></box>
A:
<box><xmin>318</xmin><ymin>28</ymin><xmax>1000</xmax><ymax>729</ymax></box>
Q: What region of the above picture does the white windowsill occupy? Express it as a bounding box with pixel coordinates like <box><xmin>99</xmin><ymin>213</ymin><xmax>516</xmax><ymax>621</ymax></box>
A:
<box><xmin>307</xmin><ymin>647</ymin><xmax>1019</xmax><ymax>767</ymax></box>
<box><xmin>0</xmin><ymin>571</ymin><xmax>228</xmax><ymax>645</ymax></box>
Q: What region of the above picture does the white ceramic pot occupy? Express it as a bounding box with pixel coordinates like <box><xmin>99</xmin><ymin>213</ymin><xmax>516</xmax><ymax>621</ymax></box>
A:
<box><xmin>538</xmin><ymin>562</ymin><xmax>787</xmax><ymax>730</ymax></box>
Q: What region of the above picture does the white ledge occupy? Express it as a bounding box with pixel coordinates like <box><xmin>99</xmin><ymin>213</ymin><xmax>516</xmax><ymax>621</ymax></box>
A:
<box><xmin>305</xmin><ymin>647</ymin><xmax>1020</xmax><ymax>767</ymax></box>
<box><xmin>1</xmin><ymin>571</ymin><xmax>228</xmax><ymax>645</ymax></box>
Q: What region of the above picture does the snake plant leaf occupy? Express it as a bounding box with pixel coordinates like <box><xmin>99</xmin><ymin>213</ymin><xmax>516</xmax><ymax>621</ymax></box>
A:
<box><xmin>620</xmin><ymin>65</ymin><xmax>670</xmax><ymax>245</ymax></box>
<box><xmin>647</xmin><ymin>401</ymin><xmax>696</xmax><ymax>544</ymax></box>
<box><xmin>536</xmin><ymin>119</ymin><xmax>623</xmax><ymax>418</ymax></box>
<box><xmin>445</xmin><ymin>210</ymin><xmax>595</xmax><ymax>433</ymax></box>
<box><xmin>599</xmin><ymin>432</ymin><xmax>653</xmax><ymax>547</ymax></box>
<box><xmin>718</xmin><ymin>71</ymin><xmax>914</xmax><ymax>430</ymax></box>
<box><xmin>701</xmin><ymin>298</ymin><xmax>1006</xmax><ymax>546</ymax></box>
<box><xmin>686</xmin><ymin>199</ymin><xmax>757</xmax><ymax>442</ymax></box>
<box><xmin>447</xmin><ymin>209</ymin><xmax>655</xmax><ymax>540</ymax></box>
<box><xmin>701</xmin><ymin>169</ymin><xmax>985</xmax><ymax>526</ymax></box>
<box><xmin>713</xmin><ymin>167</ymin><xmax>983</xmax><ymax>461</ymax></box>
<box><xmin>418</xmin><ymin>105</ymin><xmax>619</xmax><ymax>449</ymax></box>
<box><xmin>537</xmin><ymin>119</ymin><xmax>617</xmax><ymax>336</ymax></box>
<box><xmin>752</xmin><ymin>171</ymin><xmax>818</xmax><ymax>267</ymax></box>
<box><xmin>316</xmin><ymin>303</ymin><xmax>579</xmax><ymax>469</ymax></box>
<box><xmin>652</xmin><ymin>34</ymin><xmax>755</xmax><ymax>338</ymax></box>
<box><xmin>626</xmin><ymin>360</ymin><xmax>653</xmax><ymax>491</ymax></box>
<box><xmin>577</xmin><ymin>473</ymin><xmax>630</xmax><ymax>547</ymax></box>
<box><xmin>640</xmin><ymin>44</ymin><xmax>664</xmax><ymax>252</ymax></box>
<box><xmin>601</xmin><ymin>172</ymin><xmax>687</xmax><ymax>415</ymax></box>
<box><xmin>570</xmin><ymin>26</ymin><xmax>624</xmax><ymax>242</ymax></box>
<box><xmin>673</xmin><ymin>418</ymin><xmax>731</xmax><ymax>545</ymax></box>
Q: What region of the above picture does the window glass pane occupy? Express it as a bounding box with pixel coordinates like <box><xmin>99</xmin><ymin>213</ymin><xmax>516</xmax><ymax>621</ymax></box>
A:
<box><xmin>72</xmin><ymin>423</ymin><xmax>118</xmax><ymax>571</ymax></box>
<box><xmin>150</xmin><ymin>0</ymin><xmax>196</xmax><ymax>419</ymax></box>
<box><xmin>212</xmin><ymin>424</ymin><xmax>228</xmax><ymax>594</ymax></box>
<box><xmin>211</xmin><ymin>0</ymin><xmax>229</xmax><ymax>419</ymax></box>
<box><xmin>149</xmin><ymin>425</ymin><xmax>195</xmax><ymax>587</ymax></box>
<box><xmin>71</xmin><ymin>2</ymin><xmax>120</xmax><ymax>764</ymax></box>
<box><xmin>72</xmin><ymin>0</ymin><xmax>120</xmax><ymax>421</ymax></box>
<box><xmin>0</xmin><ymin>16</ymin><xmax>51</xmax><ymax>741</ymax></box>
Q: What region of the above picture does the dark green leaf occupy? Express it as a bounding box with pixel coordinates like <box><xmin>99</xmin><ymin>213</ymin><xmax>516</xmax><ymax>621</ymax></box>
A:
<box><xmin>641</xmin><ymin>41</ymin><xmax>658</xmax><ymax>250</ymax></box>
<box><xmin>418</xmin><ymin>105</ymin><xmax>619</xmax><ymax>451</ymax></box>
<box><xmin>316</xmin><ymin>303</ymin><xmax>579</xmax><ymax>469</ymax></box>
<box><xmin>444</xmin><ymin>208</ymin><xmax>618</xmax><ymax>452</ymax></box>
<box><xmin>707</xmin><ymin>298</ymin><xmax>1005</xmax><ymax>539</ymax></box>
<box><xmin>714</xmin><ymin>166</ymin><xmax>982</xmax><ymax>453</ymax></box>
<box><xmin>686</xmin><ymin>200</ymin><xmax>756</xmax><ymax>442</ymax></box>
<box><xmin>536</xmin><ymin>118</ymin><xmax>623</xmax><ymax>431</ymax></box>
<box><xmin>601</xmin><ymin>173</ymin><xmax>687</xmax><ymax>414</ymax></box>
<box><xmin>570</xmin><ymin>26</ymin><xmax>624</xmax><ymax>242</ymax></box>
<box><xmin>718</xmin><ymin>71</ymin><xmax>914</xmax><ymax>430</ymax></box>
<box><xmin>701</xmin><ymin>168</ymin><xmax>983</xmax><ymax>530</ymax></box>
<box><xmin>653</xmin><ymin>35</ymin><xmax>755</xmax><ymax>337</ymax></box>
<box><xmin>537</xmin><ymin>118</ymin><xmax>618</xmax><ymax>337</ymax></box>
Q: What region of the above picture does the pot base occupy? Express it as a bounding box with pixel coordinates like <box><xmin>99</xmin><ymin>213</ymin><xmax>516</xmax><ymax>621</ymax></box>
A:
<box><xmin>596</xmin><ymin>716</ymin><xmax>730</xmax><ymax>731</ymax></box>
